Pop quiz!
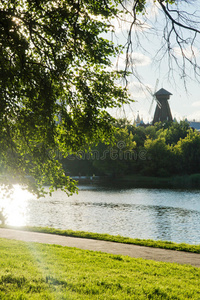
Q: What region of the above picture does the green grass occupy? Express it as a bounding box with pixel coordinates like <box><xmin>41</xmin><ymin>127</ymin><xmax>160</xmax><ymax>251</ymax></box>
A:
<box><xmin>0</xmin><ymin>238</ymin><xmax>199</xmax><ymax>299</ymax></box>
<box><xmin>121</xmin><ymin>173</ymin><xmax>200</xmax><ymax>189</ymax></box>
<box><xmin>3</xmin><ymin>225</ymin><xmax>200</xmax><ymax>254</ymax></box>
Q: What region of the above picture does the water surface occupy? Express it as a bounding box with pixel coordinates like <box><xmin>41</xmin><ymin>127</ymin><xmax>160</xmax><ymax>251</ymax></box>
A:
<box><xmin>1</xmin><ymin>184</ymin><xmax>200</xmax><ymax>244</ymax></box>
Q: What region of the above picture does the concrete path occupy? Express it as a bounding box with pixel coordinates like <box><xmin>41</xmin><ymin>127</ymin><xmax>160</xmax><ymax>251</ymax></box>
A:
<box><xmin>0</xmin><ymin>228</ymin><xmax>199</xmax><ymax>268</ymax></box>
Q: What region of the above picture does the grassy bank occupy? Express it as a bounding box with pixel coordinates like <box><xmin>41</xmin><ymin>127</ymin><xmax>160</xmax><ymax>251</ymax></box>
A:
<box><xmin>119</xmin><ymin>173</ymin><xmax>200</xmax><ymax>189</ymax></box>
<box><xmin>3</xmin><ymin>226</ymin><xmax>200</xmax><ymax>253</ymax></box>
<box><xmin>0</xmin><ymin>238</ymin><xmax>199</xmax><ymax>299</ymax></box>
<box><xmin>71</xmin><ymin>173</ymin><xmax>200</xmax><ymax>189</ymax></box>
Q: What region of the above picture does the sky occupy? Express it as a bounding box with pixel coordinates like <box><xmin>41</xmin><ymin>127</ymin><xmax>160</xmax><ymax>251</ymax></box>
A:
<box><xmin>106</xmin><ymin>0</ymin><xmax>200</xmax><ymax>123</ymax></box>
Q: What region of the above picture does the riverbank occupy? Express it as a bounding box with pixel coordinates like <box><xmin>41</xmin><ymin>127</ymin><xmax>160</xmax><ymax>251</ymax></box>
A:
<box><xmin>79</xmin><ymin>173</ymin><xmax>200</xmax><ymax>189</ymax></box>
<box><xmin>121</xmin><ymin>174</ymin><xmax>200</xmax><ymax>189</ymax></box>
<box><xmin>0</xmin><ymin>229</ymin><xmax>199</xmax><ymax>299</ymax></box>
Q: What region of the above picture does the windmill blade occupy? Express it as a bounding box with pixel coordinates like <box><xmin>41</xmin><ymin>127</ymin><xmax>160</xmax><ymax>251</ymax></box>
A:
<box><xmin>149</xmin><ymin>79</ymin><xmax>159</xmax><ymax>114</ymax></box>
<box><xmin>154</xmin><ymin>78</ymin><xmax>159</xmax><ymax>94</ymax></box>
<box><xmin>155</xmin><ymin>99</ymin><xmax>162</xmax><ymax>109</ymax></box>
<box><xmin>149</xmin><ymin>95</ymin><xmax>161</xmax><ymax>113</ymax></box>
<box><xmin>154</xmin><ymin>79</ymin><xmax>161</xmax><ymax>108</ymax></box>
<box><xmin>149</xmin><ymin>96</ymin><xmax>155</xmax><ymax>114</ymax></box>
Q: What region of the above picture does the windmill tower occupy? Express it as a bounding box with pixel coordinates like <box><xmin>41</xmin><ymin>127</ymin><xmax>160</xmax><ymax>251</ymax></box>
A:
<box><xmin>153</xmin><ymin>88</ymin><xmax>173</xmax><ymax>124</ymax></box>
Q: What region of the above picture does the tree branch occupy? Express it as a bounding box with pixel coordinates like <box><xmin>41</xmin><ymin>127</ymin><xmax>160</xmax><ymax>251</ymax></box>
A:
<box><xmin>158</xmin><ymin>1</ymin><xmax>200</xmax><ymax>34</ymax></box>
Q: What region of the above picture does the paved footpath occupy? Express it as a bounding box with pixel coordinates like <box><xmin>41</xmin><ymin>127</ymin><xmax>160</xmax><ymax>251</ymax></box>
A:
<box><xmin>0</xmin><ymin>228</ymin><xmax>199</xmax><ymax>268</ymax></box>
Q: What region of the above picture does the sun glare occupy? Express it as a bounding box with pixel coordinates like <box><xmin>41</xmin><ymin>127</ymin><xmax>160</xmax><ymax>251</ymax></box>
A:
<box><xmin>0</xmin><ymin>184</ymin><xmax>35</xmax><ymax>227</ymax></box>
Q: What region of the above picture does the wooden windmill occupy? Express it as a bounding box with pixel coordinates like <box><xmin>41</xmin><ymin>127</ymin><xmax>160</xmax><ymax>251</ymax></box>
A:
<box><xmin>153</xmin><ymin>88</ymin><xmax>173</xmax><ymax>124</ymax></box>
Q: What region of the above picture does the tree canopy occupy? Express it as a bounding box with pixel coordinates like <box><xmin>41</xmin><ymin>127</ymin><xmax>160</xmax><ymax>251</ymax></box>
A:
<box><xmin>0</xmin><ymin>0</ymin><xmax>199</xmax><ymax>196</ymax></box>
<box><xmin>63</xmin><ymin>120</ymin><xmax>200</xmax><ymax>179</ymax></box>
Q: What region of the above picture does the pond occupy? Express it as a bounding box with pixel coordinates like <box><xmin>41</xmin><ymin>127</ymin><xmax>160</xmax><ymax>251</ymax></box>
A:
<box><xmin>1</xmin><ymin>184</ymin><xmax>200</xmax><ymax>245</ymax></box>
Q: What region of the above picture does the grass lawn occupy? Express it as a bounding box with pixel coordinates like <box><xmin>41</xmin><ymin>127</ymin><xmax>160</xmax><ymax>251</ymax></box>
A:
<box><xmin>0</xmin><ymin>238</ymin><xmax>199</xmax><ymax>299</ymax></box>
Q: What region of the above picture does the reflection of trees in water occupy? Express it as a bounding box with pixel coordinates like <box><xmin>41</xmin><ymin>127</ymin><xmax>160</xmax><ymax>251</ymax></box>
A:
<box><xmin>71</xmin><ymin>201</ymin><xmax>200</xmax><ymax>218</ymax></box>
<box><xmin>150</xmin><ymin>205</ymin><xmax>200</xmax><ymax>242</ymax></box>
<box><xmin>151</xmin><ymin>206</ymin><xmax>173</xmax><ymax>241</ymax></box>
<box><xmin>71</xmin><ymin>201</ymin><xmax>200</xmax><ymax>242</ymax></box>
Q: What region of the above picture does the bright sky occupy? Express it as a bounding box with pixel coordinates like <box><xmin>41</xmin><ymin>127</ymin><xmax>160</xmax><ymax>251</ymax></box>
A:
<box><xmin>107</xmin><ymin>0</ymin><xmax>200</xmax><ymax>123</ymax></box>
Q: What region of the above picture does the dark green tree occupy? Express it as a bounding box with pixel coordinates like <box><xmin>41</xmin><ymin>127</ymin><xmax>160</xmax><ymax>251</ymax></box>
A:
<box><xmin>93</xmin><ymin>127</ymin><xmax>136</xmax><ymax>177</ymax></box>
<box><xmin>0</xmin><ymin>0</ymin><xmax>131</xmax><ymax>195</ymax></box>
<box><xmin>143</xmin><ymin>137</ymin><xmax>173</xmax><ymax>177</ymax></box>
<box><xmin>156</xmin><ymin>121</ymin><xmax>190</xmax><ymax>145</ymax></box>
<box><xmin>174</xmin><ymin>130</ymin><xmax>200</xmax><ymax>174</ymax></box>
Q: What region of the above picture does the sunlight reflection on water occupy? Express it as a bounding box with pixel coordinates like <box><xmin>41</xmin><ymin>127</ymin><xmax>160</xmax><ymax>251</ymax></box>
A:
<box><xmin>0</xmin><ymin>184</ymin><xmax>34</xmax><ymax>226</ymax></box>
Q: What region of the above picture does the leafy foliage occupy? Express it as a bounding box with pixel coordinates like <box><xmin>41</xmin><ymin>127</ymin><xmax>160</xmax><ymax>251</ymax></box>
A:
<box><xmin>0</xmin><ymin>0</ymin><xmax>130</xmax><ymax>196</ymax></box>
<box><xmin>174</xmin><ymin>130</ymin><xmax>200</xmax><ymax>174</ymax></box>
<box><xmin>62</xmin><ymin>120</ymin><xmax>200</xmax><ymax>179</ymax></box>
<box><xmin>92</xmin><ymin>127</ymin><xmax>136</xmax><ymax>177</ymax></box>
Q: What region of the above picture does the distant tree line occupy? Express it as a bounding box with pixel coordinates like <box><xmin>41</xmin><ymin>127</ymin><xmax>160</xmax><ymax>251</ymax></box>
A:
<box><xmin>60</xmin><ymin>120</ymin><xmax>200</xmax><ymax>178</ymax></box>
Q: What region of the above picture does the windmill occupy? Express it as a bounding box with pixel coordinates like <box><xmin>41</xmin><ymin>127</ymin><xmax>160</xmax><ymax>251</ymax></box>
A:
<box><xmin>148</xmin><ymin>79</ymin><xmax>161</xmax><ymax>115</ymax></box>
<box><xmin>152</xmin><ymin>88</ymin><xmax>173</xmax><ymax>124</ymax></box>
